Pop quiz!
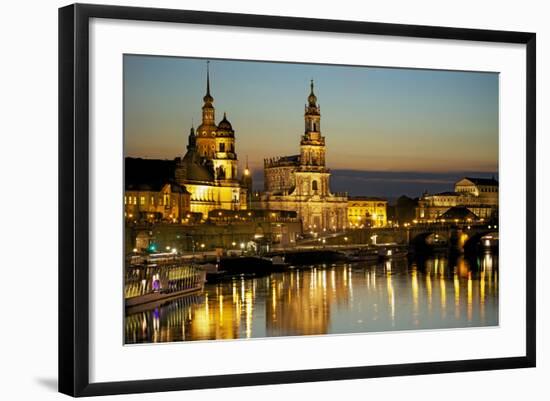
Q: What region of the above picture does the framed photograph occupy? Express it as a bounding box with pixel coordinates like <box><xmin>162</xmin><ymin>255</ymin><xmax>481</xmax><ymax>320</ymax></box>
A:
<box><xmin>58</xmin><ymin>3</ymin><xmax>536</xmax><ymax>397</ymax></box>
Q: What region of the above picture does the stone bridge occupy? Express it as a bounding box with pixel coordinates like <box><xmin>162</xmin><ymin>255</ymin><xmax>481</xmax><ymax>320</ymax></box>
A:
<box><xmin>324</xmin><ymin>223</ymin><xmax>498</xmax><ymax>252</ymax></box>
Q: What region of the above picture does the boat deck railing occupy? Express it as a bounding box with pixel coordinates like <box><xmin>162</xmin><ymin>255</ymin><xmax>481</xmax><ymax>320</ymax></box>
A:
<box><xmin>125</xmin><ymin>259</ymin><xmax>205</xmax><ymax>300</ymax></box>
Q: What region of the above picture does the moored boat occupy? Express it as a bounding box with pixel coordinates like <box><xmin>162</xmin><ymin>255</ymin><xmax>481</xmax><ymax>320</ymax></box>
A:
<box><xmin>377</xmin><ymin>246</ymin><xmax>408</xmax><ymax>260</ymax></box>
<box><xmin>125</xmin><ymin>252</ymin><xmax>206</xmax><ymax>308</ymax></box>
<box><xmin>341</xmin><ymin>248</ymin><xmax>379</xmax><ymax>263</ymax></box>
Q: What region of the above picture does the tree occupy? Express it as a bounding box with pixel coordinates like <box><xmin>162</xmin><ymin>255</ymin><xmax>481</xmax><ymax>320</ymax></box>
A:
<box><xmin>395</xmin><ymin>195</ymin><xmax>418</xmax><ymax>224</ymax></box>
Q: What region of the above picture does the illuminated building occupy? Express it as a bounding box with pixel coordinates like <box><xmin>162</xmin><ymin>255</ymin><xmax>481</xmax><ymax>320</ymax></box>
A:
<box><xmin>175</xmin><ymin>63</ymin><xmax>251</xmax><ymax>218</ymax></box>
<box><xmin>455</xmin><ymin>177</ymin><xmax>499</xmax><ymax>203</ymax></box>
<box><xmin>254</xmin><ymin>81</ymin><xmax>348</xmax><ymax>232</ymax></box>
<box><xmin>416</xmin><ymin>177</ymin><xmax>499</xmax><ymax>221</ymax></box>
<box><xmin>347</xmin><ymin>196</ymin><xmax>388</xmax><ymax>227</ymax></box>
<box><xmin>124</xmin><ymin>181</ymin><xmax>191</xmax><ymax>223</ymax></box>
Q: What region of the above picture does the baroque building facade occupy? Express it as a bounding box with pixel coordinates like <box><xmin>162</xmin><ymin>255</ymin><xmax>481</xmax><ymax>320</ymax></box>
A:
<box><xmin>347</xmin><ymin>197</ymin><xmax>388</xmax><ymax>228</ymax></box>
<box><xmin>416</xmin><ymin>177</ymin><xmax>499</xmax><ymax>221</ymax></box>
<box><xmin>175</xmin><ymin>63</ymin><xmax>250</xmax><ymax>218</ymax></box>
<box><xmin>254</xmin><ymin>81</ymin><xmax>348</xmax><ymax>232</ymax></box>
<box><xmin>124</xmin><ymin>182</ymin><xmax>191</xmax><ymax>224</ymax></box>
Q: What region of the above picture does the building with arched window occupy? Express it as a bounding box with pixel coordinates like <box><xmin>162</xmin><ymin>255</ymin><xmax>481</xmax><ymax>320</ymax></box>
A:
<box><xmin>124</xmin><ymin>181</ymin><xmax>191</xmax><ymax>224</ymax></box>
<box><xmin>254</xmin><ymin>81</ymin><xmax>348</xmax><ymax>232</ymax></box>
<box><xmin>174</xmin><ymin>63</ymin><xmax>251</xmax><ymax>218</ymax></box>
<box><xmin>416</xmin><ymin>177</ymin><xmax>499</xmax><ymax>222</ymax></box>
<box><xmin>347</xmin><ymin>197</ymin><xmax>388</xmax><ymax>228</ymax></box>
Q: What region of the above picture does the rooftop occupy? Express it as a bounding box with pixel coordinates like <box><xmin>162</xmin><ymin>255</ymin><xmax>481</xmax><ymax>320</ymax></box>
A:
<box><xmin>438</xmin><ymin>206</ymin><xmax>479</xmax><ymax>220</ymax></box>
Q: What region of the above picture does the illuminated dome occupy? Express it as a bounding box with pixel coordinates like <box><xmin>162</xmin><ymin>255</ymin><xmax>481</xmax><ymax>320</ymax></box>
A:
<box><xmin>179</xmin><ymin>150</ymin><xmax>214</xmax><ymax>182</ymax></box>
<box><xmin>217</xmin><ymin>112</ymin><xmax>233</xmax><ymax>132</ymax></box>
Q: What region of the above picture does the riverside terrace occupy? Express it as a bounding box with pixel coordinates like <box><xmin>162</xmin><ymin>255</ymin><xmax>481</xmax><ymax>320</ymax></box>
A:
<box><xmin>126</xmin><ymin>216</ymin><xmax>498</xmax><ymax>258</ymax></box>
<box><xmin>125</xmin><ymin>209</ymin><xmax>303</xmax><ymax>253</ymax></box>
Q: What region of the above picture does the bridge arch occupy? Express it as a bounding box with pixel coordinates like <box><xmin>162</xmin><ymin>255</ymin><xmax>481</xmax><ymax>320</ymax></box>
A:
<box><xmin>410</xmin><ymin>231</ymin><xmax>450</xmax><ymax>246</ymax></box>
<box><xmin>463</xmin><ymin>230</ymin><xmax>498</xmax><ymax>253</ymax></box>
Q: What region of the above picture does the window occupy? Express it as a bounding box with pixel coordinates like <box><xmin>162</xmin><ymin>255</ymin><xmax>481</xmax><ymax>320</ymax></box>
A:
<box><xmin>312</xmin><ymin>180</ymin><xmax>318</xmax><ymax>191</ymax></box>
<box><xmin>150</xmin><ymin>196</ymin><xmax>155</xmax><ymax>205</ymax></box>
<box><xmin>219</xmin><ymin>143</ymin><xmax>225</xmax><ymax>152</ymax></box>
<box><xmin>124</xmin><ymin>196</ymin><xmax>127</xmax><ymax>205</ymax></box>
<box><xmin>140</xmin><ymin>196</ymin><xmax>145</xmax><ymax>205</ymax></box>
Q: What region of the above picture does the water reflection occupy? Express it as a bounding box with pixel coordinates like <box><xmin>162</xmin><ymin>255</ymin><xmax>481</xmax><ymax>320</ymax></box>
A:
<box><xmin>125</xmin><ymin>253</ymin><xmax>499</xmax><ymax>343</ymax></box>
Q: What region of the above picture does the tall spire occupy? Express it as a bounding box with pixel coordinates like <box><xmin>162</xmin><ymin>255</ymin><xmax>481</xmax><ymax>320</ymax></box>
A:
<box><xmin>203</xmin><ymin>60</ymin><xmax>213</xmax><ymax>104</ymax></box>
<box><xmin>308</xmin><ymin>79</ymin><xmax>317</xmax><ymax>107</ymax></box>
<box><xmin>206</xmin><ymin>60</ymin><xmax>211</xmax><ymax>96</ymax></box>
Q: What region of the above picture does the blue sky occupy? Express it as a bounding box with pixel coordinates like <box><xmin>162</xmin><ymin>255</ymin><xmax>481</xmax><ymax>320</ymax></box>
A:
<box><xmin>124</xmin><ymin>55</ymin><xmax>498</xmax><ymax>197</ymax></box>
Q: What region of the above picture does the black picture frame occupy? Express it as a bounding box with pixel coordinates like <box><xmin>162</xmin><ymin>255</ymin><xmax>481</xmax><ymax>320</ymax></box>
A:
<box><xmin>59</xmin><ymin>3</ymin><xmax>536</xmax><ymax>397</ymax></box>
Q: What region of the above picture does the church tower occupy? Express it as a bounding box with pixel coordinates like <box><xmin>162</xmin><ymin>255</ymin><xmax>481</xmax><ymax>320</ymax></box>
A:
<box><xmin>212</xmin><ymin>112</ymin><xmax>238</xmax><ymax>181</ymax></box>
<box><xmin>259</xmin><ymin>79</ymin><xmax>348</xmax><ymax>233</ymax></box>
<box><xmin>196</xmin><ymin>61</ymin><xmax>217</xmax><ymax>159</ymax></box>
<box><xmin>300</xmin><ymin>80</ymin><xmax>326</xmax><ymax>171</ymax></box>
<box><xmin>295</xmin><ymin>80</ymin><xmax>330</xmax><ymax>199</ymax></box>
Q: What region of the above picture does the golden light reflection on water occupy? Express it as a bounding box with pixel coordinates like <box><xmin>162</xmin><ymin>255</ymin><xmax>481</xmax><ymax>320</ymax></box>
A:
<box><xmin>125</xmin><ymin>254</ymin><xmax>499</xmax><ymax>343</ymax></box>
<box><xmin>467</xmin><ymin>272</ymin><xmax>473</xmax><ymax>322</ymax></box>
<box><xmin>411</xmin><ymin>267</ymin><xmax>419</xmax><ymax>325</ymax></box>
<box><xmin>454</xmin><ymin>272</ymin><xmax>460</xmax><ymax>319</ymax></box>
<box><xmin>386</xmin><ymin>264</ymin><xmax>395</xmax><ymax>325</ymax></box>
<box><xmin>440</xmin><ymin>274</ymin><xmax>447</xmax><ymax>319</ymax></box>
<box><xmin>426</xmin><ymin>273</ymin><xmax>432</xmax><ymax>313</ymax></box>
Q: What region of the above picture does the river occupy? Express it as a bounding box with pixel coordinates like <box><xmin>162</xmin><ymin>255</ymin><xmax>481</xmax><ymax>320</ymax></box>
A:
<box><xmin>125</xmin><ymin>252</ymin><xmax>498</xmax><ymax>343</ymax></box>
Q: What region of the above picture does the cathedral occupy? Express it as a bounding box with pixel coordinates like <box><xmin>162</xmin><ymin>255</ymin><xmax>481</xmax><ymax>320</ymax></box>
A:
<box><xmin>175</xmin><ymin>63</ymin><xmax>250</xmax><ymax>217</ymax></box>
<box><xmin>254</xmin><ymin>81</ymin><xmax>348</xmax><ymax>232</ymax></box>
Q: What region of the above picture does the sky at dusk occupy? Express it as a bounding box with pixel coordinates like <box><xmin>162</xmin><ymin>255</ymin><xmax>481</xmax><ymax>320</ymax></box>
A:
<box><xmin>124</xmin><ymin>55</ymin><xmax>498</xmax><ymax>198</ymax></box>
